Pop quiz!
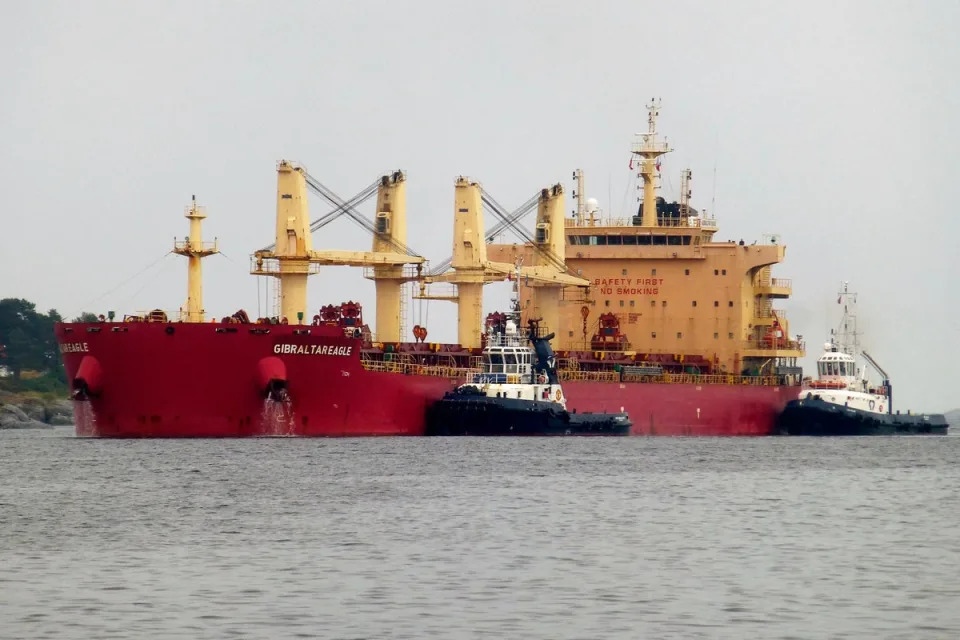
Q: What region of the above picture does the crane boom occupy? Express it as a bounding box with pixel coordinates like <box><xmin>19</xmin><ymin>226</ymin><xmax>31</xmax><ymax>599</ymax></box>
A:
<box><xmin>861</xmin><ymin>350</ymin><xmax>889</xmax><ymax>380</ymax></box>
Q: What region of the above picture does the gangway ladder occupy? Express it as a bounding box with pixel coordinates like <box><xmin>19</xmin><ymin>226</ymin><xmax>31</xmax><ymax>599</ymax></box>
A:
<box><xmin>398</xmin><ymin>281</ymin><xmax>409</xmax><ymax>341</ymax></box>
<box><xmin>273</xmin><ymin>278</ymin><xmax>281</xmax><ymax>318</ymax></box>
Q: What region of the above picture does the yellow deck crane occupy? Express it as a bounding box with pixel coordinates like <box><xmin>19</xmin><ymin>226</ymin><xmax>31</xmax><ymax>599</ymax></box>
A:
<box><xmin>251</xmin><ymin>161</ymin><xmax>425</xmax><ymax>325</ymax></box>
<box><xmin>419</xmin><ymin>177</ymin><xmax>588</xmax><ymax>349</ymax></box>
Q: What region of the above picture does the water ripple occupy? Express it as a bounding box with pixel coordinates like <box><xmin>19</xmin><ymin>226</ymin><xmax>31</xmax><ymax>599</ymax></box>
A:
<box><xmin>1</xmin><ymin>428</ymin><xmax>959</xmax><ymax>639</ymax></box>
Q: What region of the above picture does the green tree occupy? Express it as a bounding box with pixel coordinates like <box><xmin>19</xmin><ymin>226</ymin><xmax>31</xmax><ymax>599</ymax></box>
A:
<box><xmin>73</xmin><ymin>312</ymin><xmax>99</xmax><ymax>322</ymax></box>
<box><xmin>0</xmin><ymin>299</ymin><xmax>63</xmax><ymax>381</ymax></box>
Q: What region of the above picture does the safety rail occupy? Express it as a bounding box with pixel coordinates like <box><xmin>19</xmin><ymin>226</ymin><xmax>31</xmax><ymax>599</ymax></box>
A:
<box><xmin>560</xmin><ymin>370</ymin><xmax>784</xmax><ymax>385</ymax></box>
<box><xmin>742</xmin><ymin>339</ymin><xmax>805</xmax><ymax>353</ymax></box>
<box><xmin>358</xmin><ymin>358</ymin><xmax>480</xmax><ymax>379</ymax></box>
<box><xmin>359</xmin><ymin>356</ymin><xmax>787</xmax><ymax>386</ymax></box>
<box><xmin>249</xmin><ymin>255</ymin><xmax>323</xmax><ymax>275</ymax></box>
<box><xmin>755</xmin><ymin>306</ymin><xmax>787</xmax><ymax>319</ymax></box>
<box><xmin>174</xmin><ymin>239</ymin><xmax>218</xmax><ymax>252</ymax></box>
<box><xmin>361</xmin><ymin>264</ymin><xmax>426</xmax><ymax>280</ymax></box>
<box><xmin>565</xmin><ymin>217</ymin><xmax>716</xmax><ymax>229</ymax></box>
<box><xmin>558</xmin><ymin>370</ymin><xmax>621</xmax><ymax>383</ymax></box>
<box><xmin>770</xmin><ymin>277</ymin><xmax>792</xmax><ymax>288</ymax></box>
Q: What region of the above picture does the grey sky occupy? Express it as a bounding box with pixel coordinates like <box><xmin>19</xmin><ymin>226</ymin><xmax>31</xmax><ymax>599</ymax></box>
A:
<box><xmin>2</xmin><ymin>1</ymin><xmax>957</xmax><ymax>411</ymax></box>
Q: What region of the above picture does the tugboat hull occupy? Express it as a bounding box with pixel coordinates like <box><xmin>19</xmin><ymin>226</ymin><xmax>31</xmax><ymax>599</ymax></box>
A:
<box><xmin>426</xmin><ymin>394</ymin><xmax>631</xmax><ymax>436</ymax></box>
<box><xmin>777</xmin><ymin>397</ymin><xmax>948</xmax><ymax>436</ymax></box>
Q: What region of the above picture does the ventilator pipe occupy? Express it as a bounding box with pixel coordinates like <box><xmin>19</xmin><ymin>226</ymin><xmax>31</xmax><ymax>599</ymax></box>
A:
<box><xmin>72</xmin><ymin>355</ymin><xmax>104</xmax><ymax>399</ymax></box>
<box><xmin>256</xmin><ymin>356</ymin><xmax>289</xmax><ymax>402</ymax></box>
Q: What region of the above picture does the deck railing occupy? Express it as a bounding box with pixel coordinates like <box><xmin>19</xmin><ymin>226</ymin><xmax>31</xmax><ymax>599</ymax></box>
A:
<box><xmin>565</xmin><ymin>216</ymin><xmax>717</xmax><ymax>230</ymax></box>
<box><xmin>359</xmin><ymin>357</ymin><xmax>788</xmax><ymax>386</ymax></box>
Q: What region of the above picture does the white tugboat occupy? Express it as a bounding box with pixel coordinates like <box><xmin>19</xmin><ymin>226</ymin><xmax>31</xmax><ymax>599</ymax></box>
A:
<box><xmin>426</xmin><ymin>265</ymin><xmax>632</xmax><ymax>436</ymax></box>
<box><xmin>777</xmin><ymin>283</ymin><xmax>947</xmax><ymax>436</ymax></box>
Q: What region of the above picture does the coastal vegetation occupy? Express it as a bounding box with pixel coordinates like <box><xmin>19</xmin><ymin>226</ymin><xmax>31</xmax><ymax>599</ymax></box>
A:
<box><xmin>0</xmin><ymin>298</ymin><xmax>68</xmax><ymax>390</ymax></box>
<box><xmin>0</xmin><ymin>298</ymin><xmax>94</xmax><ymax>428</ymax></box>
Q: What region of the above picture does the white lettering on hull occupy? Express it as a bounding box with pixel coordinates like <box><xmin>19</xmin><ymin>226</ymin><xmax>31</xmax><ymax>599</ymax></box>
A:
<box><xmin>59</xmin><ymin>342</ymin><xmax>89</xmax><ymax>353</ymax></box>
<box><xmin>273</xmin><ymin>344</ymin><xmax>353</xmax><ymax>357</ymax></box>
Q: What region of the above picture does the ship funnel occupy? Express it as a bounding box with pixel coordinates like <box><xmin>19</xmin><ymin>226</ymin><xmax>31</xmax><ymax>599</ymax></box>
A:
<box><xmin>256</xmin><ymin>356</ymin><xmax>289</xmax><ymax>402</ymax></box>
<box><xmin>72</xmin><ymin>355</ymin><xmax>104</xmax><ymax>399</ymax></box>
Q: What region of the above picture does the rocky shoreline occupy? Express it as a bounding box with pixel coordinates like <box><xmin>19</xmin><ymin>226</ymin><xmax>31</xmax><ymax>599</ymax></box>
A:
<box><xmin>0</xmin><ymin>393</ymin><xmax>73</xmax><ymax>429</ymax></box>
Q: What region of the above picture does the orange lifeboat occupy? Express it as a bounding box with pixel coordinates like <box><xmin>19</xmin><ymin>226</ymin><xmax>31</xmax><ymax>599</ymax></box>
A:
<box><xmin>809</xmin><ymin>380</ymin><xmax>847</xmax><ymax>389</ymax></box>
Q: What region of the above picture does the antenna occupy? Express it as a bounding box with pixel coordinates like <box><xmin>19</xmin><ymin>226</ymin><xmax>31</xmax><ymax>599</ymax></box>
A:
<box><xmin>679</xmin><ymin>168</ymin><xmax>692</xmax><ymax>218</ymax></box>
<box><xmin>835</xmin><ymin>281</ymin><xmax>861</xmax><ymax>357</ymax></box>
<box><xmin>711</xmin><ymin>162</ymin><xmax>717</xmax><ymax>216</ymax></box>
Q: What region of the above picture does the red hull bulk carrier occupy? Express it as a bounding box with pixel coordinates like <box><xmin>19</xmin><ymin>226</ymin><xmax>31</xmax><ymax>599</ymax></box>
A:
<box><xmin>56</xmin><ymin>103</ymin><xmax>804</xmax><ymax>437</ymax></box>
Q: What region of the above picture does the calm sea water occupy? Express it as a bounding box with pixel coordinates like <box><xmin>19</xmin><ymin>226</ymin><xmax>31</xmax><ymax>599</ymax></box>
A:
<box><xmin>1</xmin><ymin>428</ymin><xmax>958</xmax><ymax>640</ymax></box>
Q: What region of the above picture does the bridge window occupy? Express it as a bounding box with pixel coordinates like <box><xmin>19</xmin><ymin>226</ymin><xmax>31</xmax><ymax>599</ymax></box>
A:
<box><xmin>623</xmin><ymin>235</ymin><xmax>637</xmax><ymax>245</ymax></box>
<box><xmin>608</xmin><ymin>235</ymin><xmax>622</xmax><ymax>245</ymax></box>
<box><xmin>653</xmin><ymin>236</ymin><xmax>667</xmax><ymax>245</ymax></box>
<box><xmin>637</xmin><ymin>236</ymin><xmax>651</xmax><ymax>245</ymax></box>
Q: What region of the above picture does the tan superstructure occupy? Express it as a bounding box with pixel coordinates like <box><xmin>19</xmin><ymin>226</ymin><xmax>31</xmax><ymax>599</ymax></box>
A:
<box><xmin>488</xmin><ymin>103</ymin><xmax>803</xmax><ymax>375</ymax></box>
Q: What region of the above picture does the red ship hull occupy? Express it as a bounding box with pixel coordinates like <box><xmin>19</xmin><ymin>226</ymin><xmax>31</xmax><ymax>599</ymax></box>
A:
<box><xmin>55</xmin><ymin>322</ymin><xmax>796</xmax><ymax>437</ymax></box>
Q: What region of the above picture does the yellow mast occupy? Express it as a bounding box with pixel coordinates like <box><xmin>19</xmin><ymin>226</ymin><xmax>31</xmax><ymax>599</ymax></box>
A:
<box><xmin>172</xmin><ymin>196</ymin><xmax>218</xmax><ymax>322</ymax></box>
<box><xmin>448</xmin><ymin>177</ymin><xmax>488</xmax><ymax>348</ymax></box>
<box><xmin>529</xmin><ymin>184</ymin><xmax>567</xmax><ymax>335</ymax></box>
<box><xmin>371</xmin><ymin>172</ymin><xmax>408</xmax><ymax>342</ymax></box>
<box><xmin>632</xmin><ymin>99</ymin><xmax>672</xmax><ymax>227</ymax></box>
<box><xmin>272</xmin><ymin>161</ymin><xmax>313</xmax><ymax>322</ymax></box>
